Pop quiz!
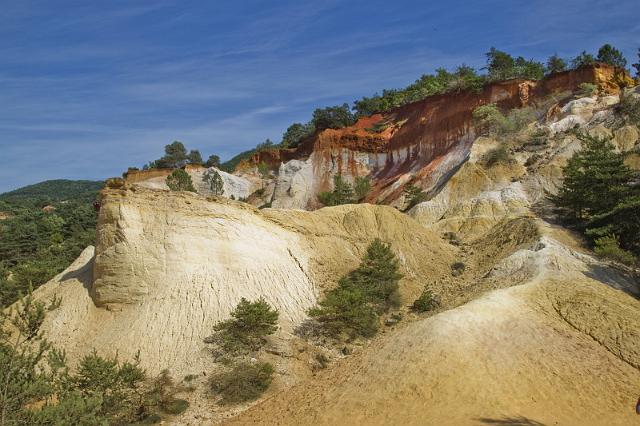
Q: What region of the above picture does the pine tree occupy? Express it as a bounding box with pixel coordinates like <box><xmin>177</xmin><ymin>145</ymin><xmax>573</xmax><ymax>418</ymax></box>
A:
<box><xmin>546</xmin><ymin>54</ymin><xmax>567</xmax><ymax>74</ymax></box>
<box><xmin>554</xmin><ymin>132</ymin><xmax>634</xmax><ymax>219</ymax></box>
<box><xmin>204</xmin><ymin>169</ymin><xmax>224</xmax><ymax>196</ymax></box>
<box><xmin>596</xmin><ymin>44</ymin><xmax>627</xmax><ymax>68</ymax></box>
<box><xmin>309</xmin><ymin>239</ymin><xmax>403</xmax><ymax>338</ymax></box>
<box><xmin>210</xmin><ymin>298</ymin><xmax>279</xmax><ymax>354</ymax></box>
<box><xmin>341</xmin><ymin>239</ymin><xmax>404</xmax><ymax>311</ymax></box>
<box><xmin>317</xmin><ymin>175</ymin><xmax>355</xmax><ymax>206</ymax></box>
<box><xmin>166</xmin><ymin>169</ymin><xmax>196</xmax><ymax>192</ymax></box>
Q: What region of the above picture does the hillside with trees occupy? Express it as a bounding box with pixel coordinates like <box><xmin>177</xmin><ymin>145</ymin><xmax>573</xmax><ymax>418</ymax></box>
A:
<box><xmin>0</xmin><ymin>180</ymin><xmax>102</xmax><ymax>307</ymax></box>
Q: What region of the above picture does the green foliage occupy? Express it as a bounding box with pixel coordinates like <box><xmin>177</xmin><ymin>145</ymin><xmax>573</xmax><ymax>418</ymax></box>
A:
<box><xmin>586</xmin><ymin>196</ymin><xmax>640</xmax><ymax>256</ymax></box>
<box><xmin>596</xmin><ymin>44</ymin><xmax>627</xmax><ymax>68</ymax></box>
<box><xmin>0</xmin><ymin>182</ymin><xmax>99</xmax><ymax>307</ymax></box>
<box><xmin>353</xmin><ymin>65</ymin><xmax>486</xmax><ymax>117</ymax></box>
<box><xmin>205</xmin><ymin>154</ymin><xmax>220</xmax><ymax>168</ymax></box>
<box><xmin>204</xmin><ymin>169</ymin><xmax>224</xmax><ymax>196</ymax></box>
<box><xmin>309</xmin><ymin>239</ymin><xmax>403</xmax><ymax>339</ymax></box>
<box><xmin>209</xmin><ymin>361</ymin><xmax>274</xmax><ymax>405</ymax></box>
<box><xmin>0</xmin><ymin>180</ymin><xmax>102</xmax><ymax>203</ymax></box>
<box><xmin>554</xmin><ymin>133</ymin><xmax>634</xmax><ymax>220</ymax></box>
<box><xmin>472</xmin><ymin>104</ymin><xmax>535</xmax><ymax>137</ymax></box>
<box><xmin>546</xmin><ymin>54</ymin><xmax>567</xmax><ymax>74</ymax></box>
<box><xmin>144</xmin><ymin>370</ymin><xmax>190</xmax><ymax>416</ymax></box>
<box><xmin>632</xmin><ymin>48</ymin><xmax>640</xmax><ymax>78</ymax></box>
<box><xmin>472</xmin><ymin>103</ymin><xmax>506</xmax><ymax>137</ymax></box>
<box><xmin>209</xmin><ymin>298</ymin><xmax>279</xmax><ymax>355</ymax></box>
<box><xmin>578</xmin><ymin>83</ymin><xmax>598</xmax><ymax>97</ymax></box>
<box><xmin>482</xmin><ymin>146</ymin><xmax>513</xmax><ymax>167</ymax></box>
<box><xmin>0</xmin><ymin>292</ymin><xmax>152</xmax><ymax>425</ymax></box>
<box><xmin>485</xmin><ymin>48</ymin><xmax>545</xmax><ymax>81</ymax></box>
<box><xmin>554</xmin><ymin>132</ymin><xmax>639</xmax><ymax>259</ymax></box>
<box><xmin>187</xmin><ymin>150</ymin><xmax>203</xmax><ymax>165</ymax></box>
<box><xmin>312</xmin><ymin>103</ymin><xmax>356</xmax><ymax>130</ymax></box>
<box><xmin>412</xmin><ymin>288</ymin><xmax>438</xmax><ymax>312</ymax></box>
<box><xmin>145</xmin><ymin>141</ymin><xmax>209</xmax><ymax>169</ymax></box>
<box><xmin>317</xmin><ymin>175</ymin><xmax>355</xmax><ymax>206</ymax></box>
<box><xmin>257</xmin><ymin>162</ymin><xmax>270</xmax><ymax>180</ymax></box>
<box><xmin>70</xmin><ymin>351</ymin><xmax>146</xmax><ymax>422</ymax></box>
<box><xmin>354</xmin><ymin>176</ymin><xmax>371</xmax><ymax>201</ymax></box>
<box><xmin>166</xmin><ymin>169</ymin><xmax>196</xmax><ymax>192</ymax></box>
<box><xmin>151</xmin><ymin>141</ymin><xmax>188</xmax><ymax>169</ymax></box>
<box><xmin>571</xmin><ymin>51</ymin><xmax>595</xmax><ymax>69</ymax></box>
<box><xmin>281</xmin><ymin>122</ymin><xmax>315</xmax><ymax>148</ymax></box>
<box><xmin>592</xmin><ymin>234</ymin><xmax>637</xmax><ymax>265</ymax></box>
<box><xmin>403</xmin><ymin>184</ymin><xmax>428</xmax><ymax>210</ymax></box>
<box><xmin>308</xmin><ymin>287</ymin><xmax>378</xmax><ymax>338</ymax></box>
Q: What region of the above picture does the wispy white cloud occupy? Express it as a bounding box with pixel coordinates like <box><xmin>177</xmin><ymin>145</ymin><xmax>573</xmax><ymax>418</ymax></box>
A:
<box><xmin>1</xmin><ymin>0</ymin><xmax>638</xmax><ymax>192</ymax></box>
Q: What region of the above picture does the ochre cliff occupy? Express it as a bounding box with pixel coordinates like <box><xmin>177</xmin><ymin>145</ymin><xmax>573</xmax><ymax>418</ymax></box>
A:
<box><xmin>239</xmin><ymin>63</ymin><xmax>632</xmax><ymax>209</ymax></box>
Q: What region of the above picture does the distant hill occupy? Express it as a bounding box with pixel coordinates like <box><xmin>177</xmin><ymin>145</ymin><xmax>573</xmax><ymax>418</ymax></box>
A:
<box><xmin>0</xmin><ymin>179</ymin><xmax>103</xmax><ymax>307</ymax></box>
<box><xmin>0</xmin><ymin>179</ymin><xmax>104</xmax><ymax>203</ymax></box>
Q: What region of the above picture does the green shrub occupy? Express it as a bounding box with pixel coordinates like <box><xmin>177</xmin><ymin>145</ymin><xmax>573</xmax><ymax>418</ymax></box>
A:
<box><xmin>309</xmin><ymin>239</ymin><xmax>403</xmax><ymax>339</ymax></box>
<box><xmin>209</xmin><ymin>361</ymin><xmax>274</xmax><ymax>405</ymax></box>
<box><xmin>354</xmin><ymin>176</ymin><xmax>371</xmax><ymax>202</ymax></box>
<box><xmin>578</xmin><ymin>82</ymin><xmax>597</xmax><ymax>97</ymax></box>
<box><xmin>208</xmin><ymin>298</ymin><xmax>279</xmax><ymax>354</ymax></box>
<box><xmin>308</xmin><ymin>286</ymin><xmax>379</xmax><ymax>338</ymax></box>
<box><xmin>144</xmin><ymin>370</ymin><xmax>190</xmax><ymax>417</ymax></box>
<box><xmin>472</xmin><ymin>104</ymin><xmax>506</xmax><ymax>137</ymax></box>
<box><xmin>482</xmin><ymin>146</ymin><xmax>513</xmax><ymax>167</ymax></box>
<box><xmin>403</xmin><ymin>184</ymin><xmax>428</xmax><ymax>210</ymax></box>
<box><xmin>312</xmin><ymin>103</ymin><xmax>356</xmax><ymax>130</ymax></box>
<box><xmin>593</xmin><ymin>235</ymin><xmax>636</xmax><ymax>265</ymax></box>
<box><xmin>166</xmin><ymin>169</ymin><xmax>196</xmax><ymax>192</ymax></box>
<box><xmin>317</xmin><ymin>175</ymin><xmax>355</xmax><ymax>206</ymax></box>
<box><xmin>412</xmin><ymin>288</ymin><xmax>438</xmax><ymax>312</ymax></box>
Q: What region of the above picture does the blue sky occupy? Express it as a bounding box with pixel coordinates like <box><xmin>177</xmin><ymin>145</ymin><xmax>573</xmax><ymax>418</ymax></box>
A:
<box><xmin>1</xmin><ymin>0</ymin><xmax>638</xmax><ymax>192</ymax></box>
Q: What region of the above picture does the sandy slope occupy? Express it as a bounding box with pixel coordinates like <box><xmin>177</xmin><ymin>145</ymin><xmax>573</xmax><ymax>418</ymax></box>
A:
<box><xmin>226</xmin><ymin>278</ymin><xmax>640</xmax><ymax>426</ymax></box>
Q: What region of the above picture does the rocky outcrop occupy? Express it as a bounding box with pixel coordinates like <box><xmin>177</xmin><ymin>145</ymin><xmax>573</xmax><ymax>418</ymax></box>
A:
<box><xmin>250</xmin><ymin>64</ymin><xmax>632</xmax><ymax>209</ymax></box>
<box><xmin>36</xmin><ymin>186</ymin><xmax>454</xmax><ymax>375</ymax></box>
<box><xmin>124</xmin><ymin>165</ymin><xmax>257</xmax><ymax>200</ymax></box>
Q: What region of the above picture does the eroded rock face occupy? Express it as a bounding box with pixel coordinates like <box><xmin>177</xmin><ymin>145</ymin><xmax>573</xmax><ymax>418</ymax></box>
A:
<box><xmin>91</xmin><ymin>188</ymin><xmax>316</xmax><ymax>313</ymax></box>
<box><xmin>245</xmin><ymin>64</ymin><xmax>630</xmax><ymax>209</ymax></box>
<box><xmin>41</xmin><ymin>186</ymin><xmax>455</xmax><ymax>374</ymax></box>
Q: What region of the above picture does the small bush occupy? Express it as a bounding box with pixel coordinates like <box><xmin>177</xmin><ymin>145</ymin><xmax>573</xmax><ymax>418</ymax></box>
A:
<box><xmin>318</xmin><ymin>175</ymin><xmax>355</xmax><ymax>206</ymax></box>
<box><xmin>209</xmin><ymin>361</ymin><xmax>274</xmax><ymax>405</ymax></box>
<box><xmin>166</xmin><ymin>169</ymin><xmax>196</xmax><ymax>192</ymax></box>
<box><xmin>482</xmin><ymin>146</ymin><xmax>512</xmax><ymax>167</ymax></box>
<box><xmin>145</xmin><ymin>370</ymin><xmax>190</xmax><ymax>417</ymax></box>
<box><xmin>502</xmin><ymin>106</ymin><xmax>537</xmax><ymax>134</ymax></box>
<box><xmin>472</xmin><ymin>104</ymin><xmax>506</xmax><ymax>137</ymax></box>
<box><xmin>594</xmin><ymin>234</ymin><xmax>636</xmax><ymax>265</ymax></box>
<box><xmin>412</xmin><ymin>288</ymin><xmax>438</xmax><ymax>312</ymax></box>
<box><xmin>208</xmin><ymin>298</ymin><xmax>279</xmax><ymax>354</ymax></box>
<box><xmin>354</xmin><ymin>176</ymin><xmax>371</xmax><ymax>202</ymax></box>
<box><xmin>403</xmin><ymin>183</ymin><xmax>428</xmax><ymax>210</ymax></box>
<box><xmin>577</xmin><ymin>82</ymin><xmax>597</xmax><ymax>97</ymax></box>
<box><xmin>451</xmin><ymin>262</ymin><xmax>466</xmax><ymax>277</ymax></box>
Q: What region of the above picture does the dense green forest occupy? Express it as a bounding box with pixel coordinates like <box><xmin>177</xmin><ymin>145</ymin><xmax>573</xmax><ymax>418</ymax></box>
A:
<box><xmin>0</xmin><ymin>180</ymin><xmax>102</xmax><ymax>307</ymax></box>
